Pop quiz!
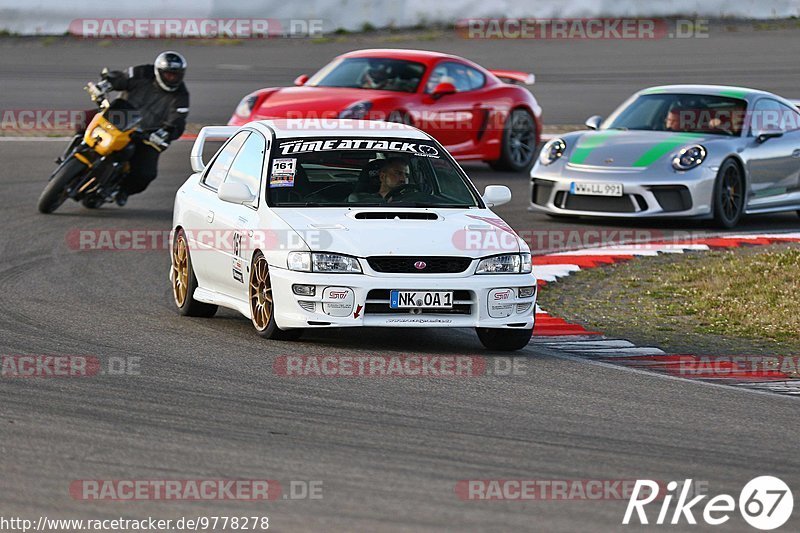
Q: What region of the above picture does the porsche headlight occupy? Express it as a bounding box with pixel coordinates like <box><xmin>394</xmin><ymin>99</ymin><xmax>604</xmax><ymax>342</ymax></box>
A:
<box><xmin>287</xmin><ymin>252</ymin><xmax>362</xmax><ymax>273</ymax></box>
<box><xmin>672</xmin><ymin>145</ymin><xmax>706</xmax><ymax>171</ymax></box>
<box><xmin>538</xmin><ymin>138</ymin><xmax>566</xmax><ymax>165</ymax></box>
<box><xmin>234</xmin><ymin>94</ymin><xmax>257</xmax><ymax>118</ymax></box>
<box><xmin>338</xmin><ymin>101</ymin><xmax>372</xmax><ymax>120</ymax></box>
<box><xmin>476</xmin><ymin>253</ymin><xmax>532</xmax><ymax>274</ymax></box>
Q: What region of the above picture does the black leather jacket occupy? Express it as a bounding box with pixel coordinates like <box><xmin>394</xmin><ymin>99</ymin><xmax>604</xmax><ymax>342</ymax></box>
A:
<box><xmin>105</xmin><ymin>64</ymin><xmax>189</xmax><ymax>141</ymax></box>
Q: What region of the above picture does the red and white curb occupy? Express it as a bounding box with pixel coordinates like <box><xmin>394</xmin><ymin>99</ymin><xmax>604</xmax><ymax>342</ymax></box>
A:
<box><xmin>531</xmin><ymin>233</ymin><xmax>800</xmax><ymax>396</ymax></box>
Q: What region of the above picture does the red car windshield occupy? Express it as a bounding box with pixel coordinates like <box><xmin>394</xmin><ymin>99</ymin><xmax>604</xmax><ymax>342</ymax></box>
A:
<box><xmin>306</xmin><ymin>58</ymin><xmax>425</xmax><ymax>93</ymax></box>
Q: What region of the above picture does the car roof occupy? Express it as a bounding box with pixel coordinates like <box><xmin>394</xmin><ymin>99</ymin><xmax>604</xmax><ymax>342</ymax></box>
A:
<box><xmin>339</xmin><ymin>48</ymin><xmax>463</xmax><ymax>65</ymax></box>
<box><xmin>250</xmin><ymin>119</ymin><xmax>433</xmax><ymax>140</ymax></box>
<box><xmin>636</xmin><ymin>84</ymin><xmax>774</xmax><ymax>101</ymax></box>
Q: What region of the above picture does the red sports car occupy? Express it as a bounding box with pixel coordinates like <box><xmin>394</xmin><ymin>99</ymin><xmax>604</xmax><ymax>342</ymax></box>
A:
<box><xmin>228</xmin><ymin>49</ymin><xmax>542</xmax><ymax>171</ymax></box>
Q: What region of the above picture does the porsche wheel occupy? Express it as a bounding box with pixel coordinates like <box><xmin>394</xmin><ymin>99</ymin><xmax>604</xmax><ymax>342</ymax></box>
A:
<box><xmin>172</xmin><ymin>229</ymin><xmax>217</xmax><ymax>317</ymax></box>
<box><xmin>249</xmin><ymin>252</ymin><xmax>303</xmax><ymax>341</ymax></box>
<box><xmin>489</xmin><ymin>109</ymin><xmax>537</xmax><ymax>173</ymax></box>
<box><xmin>712</xmin><ymin>159</ymin><xmax>745</xmax><ymax>229</ymax></box>
<box><xmin>476</xmin><ymin>327</ymin><xmax>533</xmax><ymax>351</ymax></box>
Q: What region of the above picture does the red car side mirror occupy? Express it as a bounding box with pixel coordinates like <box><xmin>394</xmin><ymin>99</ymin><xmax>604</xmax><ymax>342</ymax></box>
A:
<box><xmin>294</xmin><ymin>74</ymin><xmax>310</xmax><ymax>86</ymax></box>
<box><xmin>430</xmin><ymin>82</ymin><xmax>457</xmax><ymax>99</ymax></box>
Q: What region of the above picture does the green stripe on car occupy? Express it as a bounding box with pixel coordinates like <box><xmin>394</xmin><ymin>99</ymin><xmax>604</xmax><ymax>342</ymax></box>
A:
<box><xmin>633</xmin><ymin>133</ymin><xmax>705</xmax><ymax>167</ymax></box>
<box><xmin>718</xmin><ymin>89</ymin><xmax>749</xmax><ymax>99</ymax></box>
<box><xmin>569</xmin><ymin>131</ymin><xmax>622</xmax><ymax>164</ymax></box>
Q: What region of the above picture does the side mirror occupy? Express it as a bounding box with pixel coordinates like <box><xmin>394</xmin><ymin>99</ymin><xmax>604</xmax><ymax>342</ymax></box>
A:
<box><xmin>482</xmin><ymin>185</ymin><xmax>512</xmax><ymax>208</ymax></box>
<box><xmin>755</xmin><ymin>130</ymin><xmax>783</xmax><ymax>143</ymax></box>
<box><xmin>430</xmin><ymin>82</ymin><xmax>457</xmax><ymax>100</ymax></box>
<box><xmin>585</xmin><ymin>115</ymin><xmax>603</xmax><ymax>130</ymax></box>
<box><xmin>294</xmin><ymin>74</ymin><xmax>310</xmax><ymax>86</ymax></box>
<box><xmin>218</xmin><ymin>181</ymin><xmax>256</xmax><ymax>204</ymax></box>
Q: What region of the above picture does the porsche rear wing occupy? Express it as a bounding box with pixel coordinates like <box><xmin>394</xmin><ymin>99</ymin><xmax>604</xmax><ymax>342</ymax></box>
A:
<box><xmin>190</xmin><ymin>125</ymin><xmax>240</xmax><ymax>173</ymax></box>
<box><xmin>490</xmin><ymin>70</ymin><xmax>535</xmax><ymax>85</ymax></box>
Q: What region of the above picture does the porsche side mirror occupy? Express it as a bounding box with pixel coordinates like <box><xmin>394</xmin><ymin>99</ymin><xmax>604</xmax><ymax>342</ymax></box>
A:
<box><xmin>431</xmin><ymin>82</ymin><xmax>457</xmax><ymax>100</ymax></box>
<box><xmin>482</xmin><ymin>185</ymin><xmax>512</xmax><ymax>208</ymax></box>
<box><xmin>755</xmin><ymin>130</ymin><xmax>783</xmax><ymax>144</ymax></box>
<box><xmin>585</xmin><ymin>115</ymin><xmax>603</xmax><ymax>130</ymax></box>
<box><xmin>218</xmin><ymin>181</ymin><xmax>256</xmax><ymax>205</ymax></box>
<box><xmin>294</xmin><ymin>74</ymin><xmax>310</xmax><ymax>86</ymax></box>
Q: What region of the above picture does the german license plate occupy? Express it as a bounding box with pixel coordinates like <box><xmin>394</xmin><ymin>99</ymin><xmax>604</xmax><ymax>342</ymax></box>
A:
<box><xmin>390</xmin><ymin>290</ymin><xmax>453</xmax><ymax>309</ymax></box>
<box><xmin>570</xmin><ymin>181</ymin><xmax>623</xmax><ymax>197</ymax></box>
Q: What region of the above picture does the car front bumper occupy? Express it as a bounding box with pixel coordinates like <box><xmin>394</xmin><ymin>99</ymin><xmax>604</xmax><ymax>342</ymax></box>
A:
<box><xmin>268</xmin><ymin>267</ymin><xmax>538</xmax><ymax>330</ymax></box>
<box><xmin>528</xmin><ymin>164</ymin><xmax>718</xmax><ymax>218</ymax></box>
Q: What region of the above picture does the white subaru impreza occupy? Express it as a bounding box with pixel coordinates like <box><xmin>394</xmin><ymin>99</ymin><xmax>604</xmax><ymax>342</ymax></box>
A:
<box><xmin>170</xmin><ymin>119</ymin><xmax>537</xmax><ymax>350</ymax></box>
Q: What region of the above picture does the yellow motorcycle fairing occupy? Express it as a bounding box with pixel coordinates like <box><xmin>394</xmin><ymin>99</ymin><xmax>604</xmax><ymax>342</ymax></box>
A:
<box><xmin>83</xmin><ymin>113</ymin><xmax>136</xmax><ymax>156</ymax></box>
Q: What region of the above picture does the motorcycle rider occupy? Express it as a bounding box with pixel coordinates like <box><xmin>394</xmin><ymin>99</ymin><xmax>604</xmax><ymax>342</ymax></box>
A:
<box><xmin>88</xmin><ymin>51</ymin><xmax>189</xmax><ymax>206</ymax></box>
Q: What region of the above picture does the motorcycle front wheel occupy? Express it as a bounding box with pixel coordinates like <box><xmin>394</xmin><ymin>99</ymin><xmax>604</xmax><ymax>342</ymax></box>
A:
<box><xmin>37</xmin><ymin>157</ymin><xmax>87</xmax><ymax>214</ymax></box>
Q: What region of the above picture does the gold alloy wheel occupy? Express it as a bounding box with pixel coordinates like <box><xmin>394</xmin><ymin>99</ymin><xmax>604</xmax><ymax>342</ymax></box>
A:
<box><xmin>249</xmin><ymin>254</ymin><xmax>273</xmax><ymax>331</ymax></box>
<box><xmin>172</xmin><ymin>233</ymin><xmax>189</xmax><ymax>307</ymax></box>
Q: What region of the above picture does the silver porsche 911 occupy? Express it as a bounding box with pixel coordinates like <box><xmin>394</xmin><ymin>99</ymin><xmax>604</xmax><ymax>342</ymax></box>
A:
<box><xmin>529</xmin><ymin>85</ymin><xmax>800</xmax><ymax>227</ymax></box>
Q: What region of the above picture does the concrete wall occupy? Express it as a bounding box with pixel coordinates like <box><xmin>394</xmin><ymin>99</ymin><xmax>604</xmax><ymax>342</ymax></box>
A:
<box><xmin>1</xmin><ymin>0</ymin><xmax>797</xmax><ymax>34</ymax></box>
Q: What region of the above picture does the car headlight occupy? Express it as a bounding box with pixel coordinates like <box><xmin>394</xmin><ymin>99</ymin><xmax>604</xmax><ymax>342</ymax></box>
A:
<box><xmin>287</xmin><ymin>252</ymin><xmax>362</xmax><ymax>273</ymax></box>
<box><xmin>338</xmin><ymin>101</ymin><xmax>372</xmax><ymax>120</ymax></box>
<box><xmin>476</xmin><ymin>253</ymin><xmax>532</xmax><ymax>274</ymax></box>
<box><xmin>234</xmin><ymin>94</ymin><xmax>257</xmax><ymax>118</ymax></box>
<box><xmin>538</xmin><ymin>138</ymin><xmax>566</xmax><ymax>165</ymax></box>
<box><xmin>672</xmin><ymin>144</ymin><xmax>706</xmax><ymax>171</ymax></box>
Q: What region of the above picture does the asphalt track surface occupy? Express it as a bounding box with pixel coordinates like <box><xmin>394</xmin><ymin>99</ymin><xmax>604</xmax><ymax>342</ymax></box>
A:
<box><xmin>1</xmin><ymin>30</ymin><xmax>800</xmax><ymax>531</ymax></box>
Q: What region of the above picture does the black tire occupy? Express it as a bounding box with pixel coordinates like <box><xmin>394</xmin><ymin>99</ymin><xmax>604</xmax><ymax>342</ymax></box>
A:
<box><xmin>712</xmin><ymin>159</ymin><xmax>745</xmax><ymax>229</ymax></box>
<box><xmin>37</xmin><ymin>158</ymin><xmax>86</xmax><ymax>214</ymax></box>
<box><xmin>476</xmin><ymin>327</ymin><xmax>533</xmax><ymax>351</ymax></box>
<box><xmin>171</xmin><ymin>229</ymin><xmax>218</xmax><ymax>318</ymax></box>
<box><xmin>249</xmin><ymin>251</ymin><xmax>303</xmax><ymax>341</ymax></box>
<box><xmin>489</xmin><ymin>108</ymin><xmax>537</xmax><ymax>173</ymax></box>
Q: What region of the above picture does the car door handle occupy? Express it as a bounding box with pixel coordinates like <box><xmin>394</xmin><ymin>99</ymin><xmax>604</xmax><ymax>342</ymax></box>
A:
<box><xmin>206</xmin><ymin>211</ymin><xmax>214</xmax><ymax>223</ymax></box>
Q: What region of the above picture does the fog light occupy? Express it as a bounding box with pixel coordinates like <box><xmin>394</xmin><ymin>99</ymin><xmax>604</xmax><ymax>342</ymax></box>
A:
<box><xmin>518</xmin><ymin>286</ymin><xmax>536</xmax><ymax>298</ymax></box>
<box><xmin>293</xmin><ymin>284</ymin><xmax>316</xmax><ymax>296</ymax></box>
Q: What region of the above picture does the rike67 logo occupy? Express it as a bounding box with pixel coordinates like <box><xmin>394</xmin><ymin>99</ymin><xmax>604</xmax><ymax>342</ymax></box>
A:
<box><xmin>623</xmin><ymin>477</ymin><xmax>793</xmax><ymax>530</ymax></box>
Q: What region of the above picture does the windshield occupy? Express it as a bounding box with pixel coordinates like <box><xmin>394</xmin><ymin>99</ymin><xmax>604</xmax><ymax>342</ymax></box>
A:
<box><xmin>306</xmin><ymin>58</ymin><xmax>425</xmax><ymax>93</ymax></box>
<box><xmin>267</xmin><ymin>137</ymin><xmax>482</xmax><ymax>208</ymax></box>
<box><xmin>605</xmin><ymin>93</ymin><xmax>748</xmax><ymax>136</ymax></box>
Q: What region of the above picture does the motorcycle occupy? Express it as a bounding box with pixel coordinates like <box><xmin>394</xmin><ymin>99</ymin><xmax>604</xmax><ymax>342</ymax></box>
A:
<box><xmin>37</xmin><ymin>79</ymin><xmax>167</xmax><ymax>213</ymax></box>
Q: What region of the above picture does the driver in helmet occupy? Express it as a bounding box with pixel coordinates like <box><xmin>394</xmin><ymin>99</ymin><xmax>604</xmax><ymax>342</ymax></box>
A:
<box><xmin>95</xmin><ymin>51</ymin><xmax>189</xmax><ymax>206</ymax></box>
<box><xmin>362</xmin><ymin>63</ymin><xmax>391</xmax><ymax>89</ymax></box>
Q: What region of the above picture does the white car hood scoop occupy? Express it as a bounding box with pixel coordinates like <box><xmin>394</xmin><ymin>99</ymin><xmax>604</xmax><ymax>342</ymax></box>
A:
<box><xmin>271</xmin><ymin>208</ymin><xmax>521</xmax><ymax>258</ymax></box>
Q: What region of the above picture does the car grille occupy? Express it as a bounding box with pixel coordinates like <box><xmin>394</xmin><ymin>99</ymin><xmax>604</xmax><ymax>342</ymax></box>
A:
<box><xmin>367</xmin><ymin>256</ymin><xmax>473</xmax><ymax>274</ymax></box>
<box><xmin>364</xmin><ymin>289</ymin><xmax>474</xmax><ymax>315</ymax></box>
<box><xmin>531</xmin><ymin>179</ymin><xmax>555</xmax><ymax>206</ymax></box>
<box><xmin>555</xmin><ymin>191</ymin><xmax>648</xmax><ymax>213</ymax></box>
<box><xmin>648</xmin><ymin>185</ymin><xmax>692</xmax><ymax>212</ymax></box>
